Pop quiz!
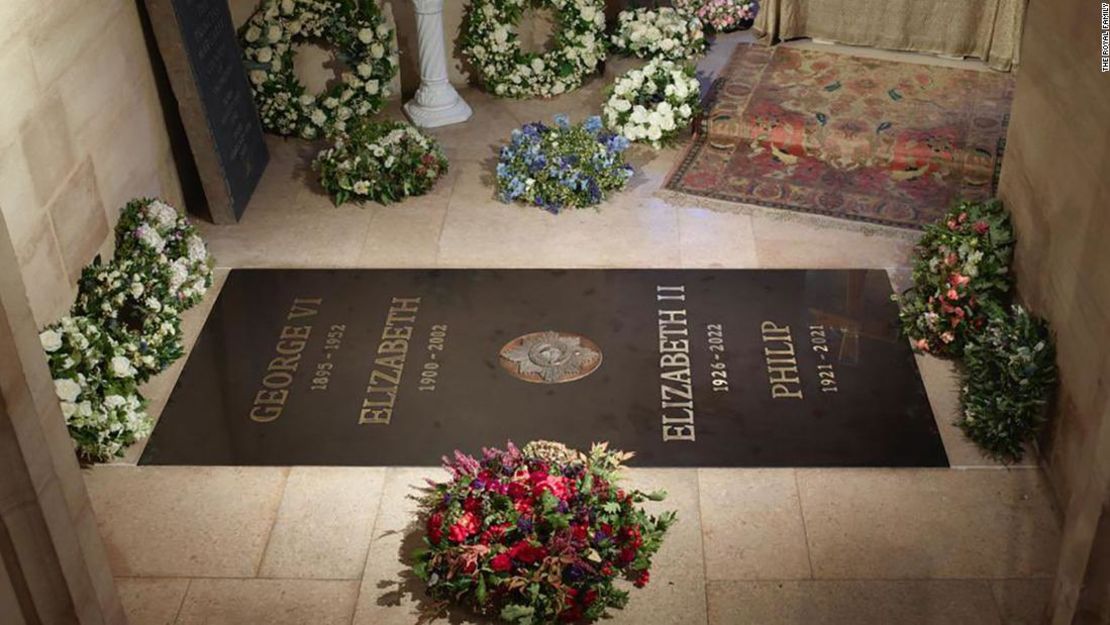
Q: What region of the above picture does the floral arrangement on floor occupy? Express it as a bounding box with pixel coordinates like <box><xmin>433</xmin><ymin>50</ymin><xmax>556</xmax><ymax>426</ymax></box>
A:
<box><xmin>240</xmin><ymin>0</ymin><xmax>399</xmax><ymax>139</ymax></box>
<box><xmin>462</xmin><ymin>0</ymin><xmax>607</xmax><ymax>98</ymax></box>
<box><xmin>610</xmin><ymin>7</ymin><xmax>707</xmax><ymax>61</ymax></box>
<box><xmin>895</xmin><ymin>198</ymin><xmax>1057</xmax><ymax>463</ymax></box>
<box><xmin>672</xmin><ymin>0</ymin><xmax>759</xmax><ymax>33</ymax></box>
<box><xmin>313</xmin><ymin>120</ymin><xmax>449</xmax><ymax>205</ymax></box>
<box><xmin>496</xmin><ymin>115</ymin><xmax>633</xmax><ymax>212</ymax></box>
<box><xmin>115</xmin><ymin>198</ymin><xmax>214</xmax><ymax>310</ymax></box>
<box><xmin>41</xmin><ymin>198</ymin><xmax>214</xmax><ymax>461</ymax></box>
<box><xmin>414</xmin><ymin>441</ymin><xmax>676</xmax><ymax>624</ymax></box>
<box><xmin>603</xmin><ymin>58</ymin><xmax>700</xmax><ymax>148</ymax></box>
<box><xmin>72</xmin><ymin>257</ymin><xmax>185</xmax><ymax>382</ymax></box>
<box><xmin>957</xmin><ymin>306</ymin><xmax>1056</xmax><ymax>462</ymax></box>
<box><xmin>40</xmin><ymin>316</ymin><xmax>151</xmax><ymax>460</ymax></box>
<box><xmin>895</xmin><ymin>199</ymin><xmax>1014</xmax><ymax>357</ymax></box>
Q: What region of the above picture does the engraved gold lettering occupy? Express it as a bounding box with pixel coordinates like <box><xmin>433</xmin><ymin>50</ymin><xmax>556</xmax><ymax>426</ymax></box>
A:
<box><xmin>761</xmin><ymin>320</ymin><xmax>803</xmax><ymax>399</ymax></box>
<box><xmin>360</xmin><ymin>297</ymin><xmax>421</xmax><ymax>425</ymax></box>
<box><xmin>249</xmin><ymin>297</ymin><xmax>321</xmax><ymax>422</ymax></box>
<box><xmin>658</xmin><ymin>286</ymin><xmax>695</xmax><ymax>442</ymax></box>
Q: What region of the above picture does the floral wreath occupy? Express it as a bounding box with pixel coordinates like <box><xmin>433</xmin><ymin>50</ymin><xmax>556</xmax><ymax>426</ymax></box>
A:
<box><xmin>72</xmin><ymin>257</ymin><xmax>184</xmax><ymax>383</ymax></box>
<box><xmin>462</xmin><ymin>0</ymin><xmax>607</xmax><ymax>98</ymax></box>
<box><xmin>240</xmin><ymin>0</ymin><xmax>399</xmax><ymax>139</ymax></box>
<box><xmin>610</xmin><ymin>7</ymin><xmax>707</xmax><ymax>61</ymax></box>
<box><xmin>603</xmin><ymin>58</ymin><xmax>701</xmax><ymax>148</ymax></box>
<box><xmin>314</xmin><ymin>120</ymin><xmax>449</xmax><ymax>205</ymax></box>
<box><xmin>115</xmin><ymin>199</ymin><xmax>214</xmax><ymax>310</ymax></box>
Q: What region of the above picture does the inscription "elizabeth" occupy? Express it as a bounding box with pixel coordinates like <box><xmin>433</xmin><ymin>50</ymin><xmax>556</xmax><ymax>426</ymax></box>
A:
<box><xmin>359</xmin><ymin>297</ymin><xmax>421</xmax><ymax>425</ymax></box>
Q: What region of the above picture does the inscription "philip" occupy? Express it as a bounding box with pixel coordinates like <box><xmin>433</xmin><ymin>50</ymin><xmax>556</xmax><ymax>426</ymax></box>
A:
<box><xmin>761</xmin><ymin>321</ymin><xmax>803</xmax><ymax>399</ymax></box>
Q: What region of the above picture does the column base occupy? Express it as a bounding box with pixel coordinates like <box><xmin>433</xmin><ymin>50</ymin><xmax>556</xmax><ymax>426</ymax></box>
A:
<box><xmin>404</xmin><ymin>96</ymin><xmax>473</xmax><ymax>129</ymax></box>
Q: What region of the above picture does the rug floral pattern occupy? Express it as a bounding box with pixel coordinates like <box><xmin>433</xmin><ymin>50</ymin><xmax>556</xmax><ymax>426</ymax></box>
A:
<box><xmin>666</xmin><ymin>45</ymin><xmax>1014</xmax><ymax>230</ymax></box>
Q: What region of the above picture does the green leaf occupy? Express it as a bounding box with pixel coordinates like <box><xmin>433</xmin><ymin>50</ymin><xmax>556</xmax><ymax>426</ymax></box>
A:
<box><xmin>501</xmin><ymin>603</ymin><xmax>535</xmax><ymax>623</ymax></box>
<box><xmin>888</xmin><ymin>88</ymin><xmax>903</xmax><ymax>101</ymax></box>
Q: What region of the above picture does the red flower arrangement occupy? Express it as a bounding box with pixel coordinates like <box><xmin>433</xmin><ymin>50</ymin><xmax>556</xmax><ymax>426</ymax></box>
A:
<box><xmin>895</xmin><ymin>200</ymin><xmax>1014</xmax><ymax>357</ymax></box>
<box><xmin>413</xmin><ymin>441</ymin><xmax>676</xmax><ymax>624</ymax></box>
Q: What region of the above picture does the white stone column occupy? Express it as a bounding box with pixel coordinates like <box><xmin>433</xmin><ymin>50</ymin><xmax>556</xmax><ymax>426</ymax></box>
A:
<box><xmin>404</xmin><ymin>0</ymin><xmax>472</xmax><ymax>128</ymax></box>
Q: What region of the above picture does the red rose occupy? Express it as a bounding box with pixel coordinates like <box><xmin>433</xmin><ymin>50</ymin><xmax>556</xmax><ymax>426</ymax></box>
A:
<box><xmin>427</xmin><ymin>511</ymin><xmax>445</xmax><ymax>544</ymax></box>
<box><xmin>448</xmin><ymin>512</ymin><xmax>479</xmax><ymax>543</ymax></box>
<box><xmin>600</xmin><ymin>563</ymin><xmax>614</xmax><ymax>577</ymax></box>
<box><xmin>490</xmin><ymin>553</ymin><xmax>513</xmax><ymax>573</ymax></box>
<box><xmin>514</xmin><ymin>498</ymin><xmax>533</xmax><ymax>515</ymax></box>
<box><xmin>634</xmin><ymin>570</ymin><xmax>651</xmax><ymax>588</ymax></box>
<box><xmin>618</xmin><ymin>547</ymin><xmax>637</xmax><ymax>565</ymax></box>
<box><xmin>508</xmin><ymin>540</ymin><xmax>547</xmax><ymax>564</ymax></box>
<box><xmin>973</xmin><ymin>221</ymin><xmax>989</xmax><ymax>235</ymax></box>
<box><xmin>571</xmin><ymin>524</ymin><xmax>588</xmax><ymax>541</ymax></box>
<box><xmin>462</xmin><ymin>559</ymin><xmax>477</xmax><ymax>575</ymax></box>
<box><xmin>583</xmin><ymin>589</ymin><xmax>599</xmax><ymax>606</ymax></box>
<box><xmin>508</xmin><ymin>482</ymin><xmax>529</xmax><ymax>499</ymax></box>
<box><xmin>463</xmin><ymin>497</ymin><xmax>482</xmax><ymax>513</ymax></box>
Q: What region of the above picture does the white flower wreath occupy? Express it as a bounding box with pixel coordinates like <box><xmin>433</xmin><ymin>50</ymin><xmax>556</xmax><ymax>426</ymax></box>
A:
<box><xmin>610</xmin><ymin>7</ymin><xmax>707</xmax><ymax>61</ymax></box>
<box><xmin>603</xmin><ymin>58</ymin><xmax>701</xmax><ymax>148</ymax></box>
<box><xmin>462</xmin><ymin>0</ymin><xmax>608</xmax><ymax>98</ymax></box>
<box><xmin>240</xmin><ymin>0</ymin><xmax>399</xmax><ymax>139</ymax></box>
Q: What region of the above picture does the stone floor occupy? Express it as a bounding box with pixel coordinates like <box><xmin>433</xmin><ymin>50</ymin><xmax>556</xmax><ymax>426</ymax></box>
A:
<box><xmin>83</xmin><ymin>33</ymin><xmax>1060</xmax><ymax>625</ymax></box>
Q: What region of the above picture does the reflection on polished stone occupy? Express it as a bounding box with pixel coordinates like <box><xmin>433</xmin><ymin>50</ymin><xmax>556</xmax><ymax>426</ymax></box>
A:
<box><xmin>140</xmin><ymin>269</ymin><xmax>946</xmax><ymax>467</ymax></box>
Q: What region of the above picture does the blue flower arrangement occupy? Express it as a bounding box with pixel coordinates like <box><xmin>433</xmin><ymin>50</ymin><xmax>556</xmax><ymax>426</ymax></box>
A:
<box><xmin>496</xmin><ymin>114</ymin><xmax>634</xmax><ymax>213</ymax></box>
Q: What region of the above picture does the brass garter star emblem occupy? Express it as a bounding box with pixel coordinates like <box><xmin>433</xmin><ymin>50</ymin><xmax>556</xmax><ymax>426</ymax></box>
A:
<box><xmin>498</xmin><ymin>331</ymin><xmax>603</xmax><ymax>384</ymax></box>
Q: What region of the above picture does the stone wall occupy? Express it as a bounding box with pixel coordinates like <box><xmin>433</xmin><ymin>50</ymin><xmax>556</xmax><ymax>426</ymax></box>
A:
<box><xmin>998</xmin><ymin>0</ymin><xmax>1110</xmax><ymax>513</ymax></box>
<box><xmin>0</xmin><ymin>0</ymin><xmax>183</xmax><ymax>329</ymax></box>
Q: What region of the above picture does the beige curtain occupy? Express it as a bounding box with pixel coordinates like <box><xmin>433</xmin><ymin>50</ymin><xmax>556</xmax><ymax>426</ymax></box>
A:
<box><xmin>754</xmin><ymin>0</ymin><xmax>1028</xmax><ymax>71</ymax></box>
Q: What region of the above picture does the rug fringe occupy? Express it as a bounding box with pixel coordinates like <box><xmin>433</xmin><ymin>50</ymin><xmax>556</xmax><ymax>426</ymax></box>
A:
<box><xmin>652</xmin><ymin>187</ymin><xmax>922</xmax><ymax>242</ymax></box>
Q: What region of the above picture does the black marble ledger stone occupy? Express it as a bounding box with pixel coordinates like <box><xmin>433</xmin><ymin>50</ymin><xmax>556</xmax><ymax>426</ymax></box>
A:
<box><xmin>140</xmin><ymin>269</ymin><xmax>949</xmax><ymax>467</ymax></box>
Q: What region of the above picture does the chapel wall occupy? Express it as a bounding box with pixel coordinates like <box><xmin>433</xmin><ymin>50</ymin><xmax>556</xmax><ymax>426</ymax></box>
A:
<box><xmin>997</xmin><ymin>0</ymin><xmax>1110</xmax><ymax>508</ymax></box>
<box><xmin>0</xmin><ymin>0</ymin><xmax>184</xmax><ymax>329</ymax></box>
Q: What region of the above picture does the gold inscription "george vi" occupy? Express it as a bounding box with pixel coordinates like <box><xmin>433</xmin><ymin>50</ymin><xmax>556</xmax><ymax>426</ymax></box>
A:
<box><xmin>250</xmin><ymin>297</ymin><xmax>322</xmax><ymax>423</ymax></box>
<box><xmin>359</xmin><ymin>297</ymin><xmax>421</xmax><ymax>425</ymax></box>
<box><xmin>657</xmin><ymin>285</ymin><xmax>695</xmax><ymax>442</ymax></box>
<box><xmin>761</xmin><ymin>321</ymin><xmax>803</xmax><ymax>399</ymax></box>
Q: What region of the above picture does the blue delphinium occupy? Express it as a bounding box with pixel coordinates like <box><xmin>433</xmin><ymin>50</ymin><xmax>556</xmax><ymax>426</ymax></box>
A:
<box><xmin>496</xmin><ymin>115</ymin><xmax>634</xmax><ymax>213</ymax></box>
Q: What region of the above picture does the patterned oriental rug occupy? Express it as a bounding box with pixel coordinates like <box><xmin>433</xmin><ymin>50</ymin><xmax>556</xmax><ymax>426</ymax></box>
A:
<box><xmin>666</xmin><ymin>44</ymin><xmax>1014</xmax><ymax>230</ymax></box>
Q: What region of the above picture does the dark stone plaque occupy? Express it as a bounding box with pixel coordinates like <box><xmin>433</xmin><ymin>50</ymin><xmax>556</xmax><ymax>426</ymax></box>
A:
<box><xmin>140</xmin><ymin>269</ymin><xmax>948</xmax><ymax>467</ymax></box>
<box><xmin>143</xmin><ymin>0</ymin><xmax>268</xmax><ymax>223</ymax></box>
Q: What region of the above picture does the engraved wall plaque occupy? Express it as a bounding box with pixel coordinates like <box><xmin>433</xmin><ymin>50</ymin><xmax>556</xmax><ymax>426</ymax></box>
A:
<box><xmin>143</xmin><ymin>0</ymin><xmax>269</xmax><ymax>223</ymax></box>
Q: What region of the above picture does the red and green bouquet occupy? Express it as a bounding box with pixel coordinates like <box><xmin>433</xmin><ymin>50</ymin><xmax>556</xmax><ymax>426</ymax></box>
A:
<box><xmin>414</xmin><ymin>441</ymin><xmax>676</xmax><ymax>624</ymax></box>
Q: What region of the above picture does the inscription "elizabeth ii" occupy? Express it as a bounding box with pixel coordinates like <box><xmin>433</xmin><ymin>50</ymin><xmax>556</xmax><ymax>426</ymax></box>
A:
<box><xmin>657</xmin><ymin>285</ymin><xmax>696</xmax><ymax>442</ymax></box>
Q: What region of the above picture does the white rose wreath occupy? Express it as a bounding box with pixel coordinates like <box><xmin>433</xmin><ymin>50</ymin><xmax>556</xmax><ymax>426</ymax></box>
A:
<box><xmin>240</xmin><ymin>0</ymin><xmax>399</xmax><ymax>139</ymax></box>
<box><xmin>462</xmin><ymin>0</ymin><xmax>608</xmax><ymax>98</ymax></box>
<box><xmin>610</xmin><ymin>7</ymin><xmax>708</xmax><ymax>61</ymax></box>
<box><xmin>604</xmin><ymin>59</ymin><xmax>701</xmax><ymax>148</ymax></box>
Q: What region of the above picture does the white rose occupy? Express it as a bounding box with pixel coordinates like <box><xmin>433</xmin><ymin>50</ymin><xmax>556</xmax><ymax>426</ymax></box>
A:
<box><xmin>357</xmin><ymin>63</ymin><xmax>373</xmax><ymax>78</ymax></box>
<box><xmin>250</xmin><ymin>70</ymin><xmax>267</xmax><ymax>85</ymax></box>
<box><xmin>358</xmin><ymin>28</ymin><xmax>374</xmax><ymax>44</ymax></box>
<box><xmin>648</xmin><ymin>125</ymin><xmax>663</xmax><ymax>142</ymax></box>
<box><xmin>104</xmin><ymin>395</ymin><xmax>127</xmax><ymax>409</ymax></box>
<box><xmin>257</xmin><ymin>47</ymin><xmax>273</xmax><ymax>63</ymax></box>
<box><xmin>60</xmin><ymin>402</ymin><xmax>76</xmax><ymax>418</ymax></box>
<box><xmin>310</xmin><ymin>108</ymin><xmax>327</xmax><ymax>126</ymax></box>
<box><xmin>266</xmin><ymin>25</ymin><xmax>282</xmax><ymax>42</ymax></box>
<box><xmin>370</xmin><ymin>43</ymin><xmax>385</xmax><ymax>59</ymax></box>
<box><xmin>54</xmin><ymin>378</ymin><xmax>82</xmax><ymax>403</ymax></box>
<box><xmin>660</xmin><ymin>38</ymin><xmax>675</xmax><ymax>52</ymax></box>
<box><xmin>110</xmin><ymin>356</ymin><xmax>135</xmax><ymax>378</ymax></box>
<box><xmin>245</xmin><ymin>26</ymin><xmax>261</xmax><ymax>42</ymax></box>
<box><xmin>613</xmin><ymin>98</ymin><xmax>632</xmax><ymax>112</ymax></box>
<box><xmin>365</xmin><ymin>80</ymin><xmax>379</xmax><ymax>95</ymax></box>
<box><xmin>40</xmin><ymin>329</ymin><xmax>62</xmax><ymax>352</ymax></box>
<box><xmin>280</xmin><ymin>0</ymin><xmax>294</xmax><ymax>14</ymax></box>
<box><xmin>679</xmin><ymin>103</ymin><xmax>692</xmax><ymax>118</ymax></box>
<box><xmin>531</xmin><ymin>58</ymin><xmax>545</xmax><ymax>73</ymax></box>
